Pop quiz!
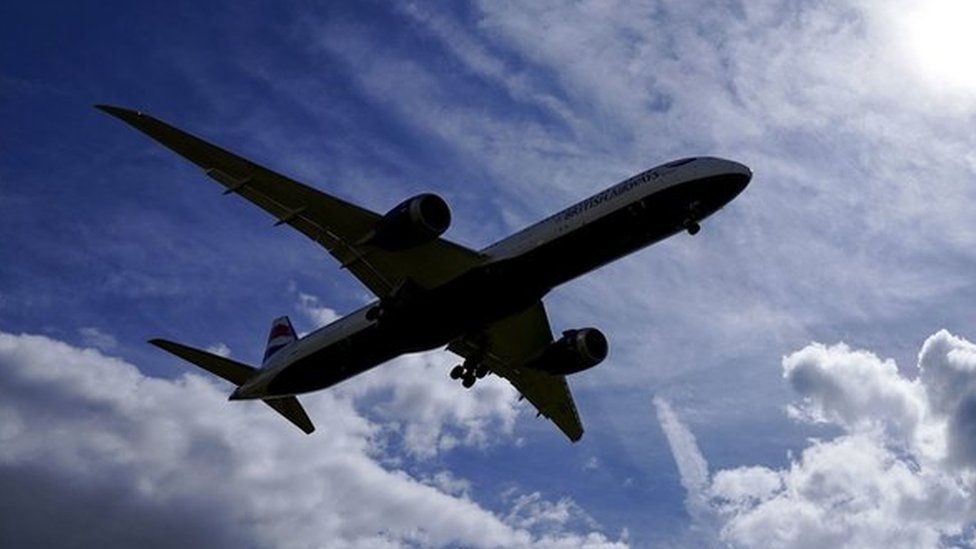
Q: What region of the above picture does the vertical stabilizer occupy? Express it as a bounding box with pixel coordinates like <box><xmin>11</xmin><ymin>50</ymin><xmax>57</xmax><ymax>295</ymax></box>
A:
<box><xmin>264</xmin><ymin>316</ymin><xmax>297</xmax><ymax>365</ymax></box>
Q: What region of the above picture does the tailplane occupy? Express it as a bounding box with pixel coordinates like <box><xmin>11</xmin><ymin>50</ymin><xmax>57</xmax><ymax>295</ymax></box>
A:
<box><xmin>149</xmin><ymin>338</ymin><xmax>315</xmax><ymax>434</ymax></box>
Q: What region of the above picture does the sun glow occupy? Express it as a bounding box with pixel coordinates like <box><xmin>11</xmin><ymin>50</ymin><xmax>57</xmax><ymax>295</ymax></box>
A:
<box><xmin>906</xmin><ymin>0</ymin><xmax>976</xmax><ymax>91</ymax></box>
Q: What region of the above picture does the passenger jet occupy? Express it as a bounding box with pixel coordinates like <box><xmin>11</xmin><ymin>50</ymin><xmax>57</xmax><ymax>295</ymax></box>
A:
<box><xmin>98</xmin><ymin>105</ymin><xmax>751</xmax><ymax>441</ymax></box>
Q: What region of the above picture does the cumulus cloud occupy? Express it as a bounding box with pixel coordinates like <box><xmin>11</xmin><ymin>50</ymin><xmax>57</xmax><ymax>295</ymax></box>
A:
<box><xmin>341</xmin><ymin>352</ymin><xmax>521</xmax><ymax>459</ymax></box>
<box><xmin>658</xmin><ymin>330</ymin><xmax>976</xmax><ymax>548</ymax></box>
<box><xmin>295</xmin><ymin>293</ymin><xmax>340</xmax><ymax>329</ymax></box>
<box><xmin>0</xmin><ymin>331</ymin><xmax>625</xmax><ymax>548</ymax></box>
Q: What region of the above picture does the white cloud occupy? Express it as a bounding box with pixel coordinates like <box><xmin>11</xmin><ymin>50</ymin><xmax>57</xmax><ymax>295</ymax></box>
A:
<box><xmin>658</xmin><ymin>330</ymin><xmax>976</xmax><ymax>548</ymax></box>
<box><xmin>205</xmin><ymin>342</ymin><xmax>232</xmax><ymax>357</ymax></box>
<box><xmin>503</xmin><ymin>489</ymin><xmax>604</xmax><ymax>537</ymax></box>
<box><xmin>296</xmin><ymin>293</ymin><xmax>340</xmax><ymax>329</ymax></box>
<box><xmin>0</xmin><ymin>331</ymin><xmax>625</xmax><ymax>548</ymax></box>
<box><xmin>782</xmin><ymin>341</ymin><xmax>929</xmax><ymax>451</ymax></box>
<box><xmin>77</xmin><ymin>326</ymin><xmax>118</xmax><ymax>351</ymax></box>
<box><xmin>339</xmin><ymin>351</ymin><xmax>521</xmax><ymax>460</ymax></box>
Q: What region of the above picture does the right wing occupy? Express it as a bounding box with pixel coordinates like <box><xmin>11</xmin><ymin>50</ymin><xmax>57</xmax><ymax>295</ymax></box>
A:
<box><xmin>448</xmin><ymin>302</ymin><xmax>585</xmax><ymax>442</ymax></box>
<box><xmin>97</xmin><ymin>105</ymin><xmax>482</xmax><ymax>297</ymax></box>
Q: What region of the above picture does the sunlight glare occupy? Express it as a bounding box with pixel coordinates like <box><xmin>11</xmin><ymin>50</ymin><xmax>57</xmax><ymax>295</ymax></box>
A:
<box><xmin>906</xmin><ymin>0</ymin><xmax>976</xmax><ymax>90</ymax></box>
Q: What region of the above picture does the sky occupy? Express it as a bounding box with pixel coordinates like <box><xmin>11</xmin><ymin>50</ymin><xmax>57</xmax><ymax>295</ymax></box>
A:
<box><xmin>2</xmin><ymin>0</ymin><xmax>976</xmax><ymax>547</ymax></box>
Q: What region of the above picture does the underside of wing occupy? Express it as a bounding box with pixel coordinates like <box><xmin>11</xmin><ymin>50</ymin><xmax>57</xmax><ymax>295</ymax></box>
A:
<box><xmin>449</xmin><ymin>302</ymin><xmax>584</xmax><ymax>442</ymax></box>
<box><xmin>97</xmin><ymin>105</ymin><xmax>483</xmax><ymax>297</ymax></box>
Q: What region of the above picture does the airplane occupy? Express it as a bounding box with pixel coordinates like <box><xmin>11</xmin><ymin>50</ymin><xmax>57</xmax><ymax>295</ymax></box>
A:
<box><xmin>97</xmin><ymin>105</ymin><xmax>751</xmax><ymax>442</ymax></box>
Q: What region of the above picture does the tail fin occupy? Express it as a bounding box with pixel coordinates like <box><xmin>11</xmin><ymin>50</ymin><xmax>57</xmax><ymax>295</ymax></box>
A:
<box><xmin>263</xmin><ymin>316</ymin><xmax>297</xmax><ymax>364</ymax></box>
<box><xmin>149</xmin><ymin>338</ymin><xmax>315</xmax><ymax>434</ymax></box>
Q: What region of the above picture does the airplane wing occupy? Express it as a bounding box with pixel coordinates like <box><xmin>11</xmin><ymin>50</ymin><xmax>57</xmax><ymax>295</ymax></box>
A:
<box><xmin>97</xmin><ymin>105</ymin><xmax>483</xmax><ymax>297</ymax></box>
<box><xmin>448</xmin><ymin>302</ymin><xmax>584</xmax><ymax>442</ymax></box>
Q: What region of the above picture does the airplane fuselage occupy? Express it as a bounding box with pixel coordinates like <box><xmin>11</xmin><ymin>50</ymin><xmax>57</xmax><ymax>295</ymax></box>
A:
<box><xmin>235</xmin><ymin>156</ymin><xmax>751</xmax><ymax>399</ymax></box>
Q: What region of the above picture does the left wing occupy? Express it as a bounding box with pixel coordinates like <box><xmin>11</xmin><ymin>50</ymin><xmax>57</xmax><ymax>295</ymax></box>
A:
<box><xmin>97</xmin><ymin>105</ymin><xmax>483</xmax><ymax>297</ymax></box>
<box><xmin>449</xmin><ymin>302</ymin><xmax>585</xmax><ymax>442</ymax></box>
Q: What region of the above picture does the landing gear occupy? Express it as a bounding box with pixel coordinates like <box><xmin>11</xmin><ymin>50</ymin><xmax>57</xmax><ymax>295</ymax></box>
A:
<box><xmin>450</xmin><ymin>359</ymin><xmax>488</xmax><ymax>388</ymax></box>
<box><xmin>683</xmin><ymin>201</ymin><xmax>702</xmax><ymax>235</ymax></box>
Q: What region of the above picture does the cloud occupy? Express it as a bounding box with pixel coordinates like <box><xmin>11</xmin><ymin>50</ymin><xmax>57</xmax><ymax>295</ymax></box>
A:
<box><xmin>782</xmin><ymin>341</ymin><xmax>929</xmax><ymax>450</ymax></box>
<box><xmin>340</xmin><ymin>351</ymin><xmax>521</xmax><ymax>460</ymax></box>
<box><xmin>0</xmin><ymin>331</ymin><xmax>625</xmax><ymax>548</ymax></box>
<box><xmin>77</xmin><ymin>326</ymin><xmax>118</xmax><ymax>351</ymax></box>
<box><xmin>658</xmin><ymin>330</ymin><xmax>976</xmax><ymax>548</ymax></box>
<box><xmin>918</xmin><ymin>330</ymin><xmax>976</xmax><ymax>468</ymax></box>
<box><xmin>653</xmin><ymin>397</ymin><xmax>717</xmax><ymax>542</ymax></box>
<box><xmin>295</xmin><ymin>293</ymin><xmax>340</xmax><ymax>329</ymax></box>
<box><xmin>206</xmin><ymin>342</ymin><xmax>232</xmax><ymax>357</ymax></box>
<box><xmin>502</xmin><ymin>489</ymin><xmax>611</xmax><ymax>541</ymax></box>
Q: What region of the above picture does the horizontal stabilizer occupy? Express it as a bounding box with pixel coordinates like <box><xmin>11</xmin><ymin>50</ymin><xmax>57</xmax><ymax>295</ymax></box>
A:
<box><xmin>262</xmin><ymin>397</ymin><xmax>315</xmax><ymax>434</ymax></box>
<box><xmin>149</xmin><ymin>338</ymin><xmax>255</xmax><ymax>385</ymax></box>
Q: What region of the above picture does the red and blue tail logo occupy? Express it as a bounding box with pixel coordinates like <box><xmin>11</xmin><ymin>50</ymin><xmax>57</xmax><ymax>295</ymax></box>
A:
<box><xmin>263</xmin><ymin>316</ymin><xmax>297</xmax><ymax>365</ymax></box>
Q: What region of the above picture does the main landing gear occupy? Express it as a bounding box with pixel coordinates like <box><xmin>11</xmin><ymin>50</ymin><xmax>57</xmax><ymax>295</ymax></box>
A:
<box><xmin>450</xmin><ymin>360</ymin><xmax>489</xmax><ymax>388</ymax></box>
<box><xmin>682</xmin><ymin>200</ymin><xmax>702</xmax><ymax>235</ymax></box>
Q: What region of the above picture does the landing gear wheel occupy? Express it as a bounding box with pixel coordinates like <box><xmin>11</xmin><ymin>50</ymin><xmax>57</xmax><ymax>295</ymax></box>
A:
<box><xmin>462</xmin><ymin>375</ymin><xmax>476</xmax><ymax>388</ymax></box>
<box><xmin>683</xmin><ymin>219</ymin><xmax>701</xmax><ymax>235</ymax></box>
<box><xmin>475</xmin><ymin>364</ymin><xmax>489</xmax><ymax>379</ymax></box>
<box><xmin>450</xmin><ymin>365</ymin><xmax>464</xmax><ymax>379</ymax></box>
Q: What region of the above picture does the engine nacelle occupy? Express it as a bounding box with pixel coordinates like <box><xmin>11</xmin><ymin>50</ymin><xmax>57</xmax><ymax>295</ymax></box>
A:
<box><xmin>524</xmin><ymin>328</ymin><xmax>608</xmax><ymax>376</ymax></box>
<box><xmin>366</xmin><ymin>193</ymin><xmax>451</xmax><ymax>251</ymax></box>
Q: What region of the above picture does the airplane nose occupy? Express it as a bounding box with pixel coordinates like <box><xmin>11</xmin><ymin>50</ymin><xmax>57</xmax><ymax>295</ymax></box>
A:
<box><xmin>726</xmin><ymin>160</ymin><xmax>752</xmax><ymax>194</ymax></box>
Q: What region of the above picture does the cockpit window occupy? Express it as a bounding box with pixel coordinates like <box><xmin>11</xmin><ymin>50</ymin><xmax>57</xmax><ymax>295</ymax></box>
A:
<box><xmin>664</xmin><ymin>158</ymin><xmax>696</xmax><ymax>168</ymax></box>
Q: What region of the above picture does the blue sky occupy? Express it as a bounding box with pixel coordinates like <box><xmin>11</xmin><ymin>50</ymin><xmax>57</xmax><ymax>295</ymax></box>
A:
<box><xmin>3</xmin><ymin>0</ymin><xmax>976</xmax><ymax>547</ymax></box>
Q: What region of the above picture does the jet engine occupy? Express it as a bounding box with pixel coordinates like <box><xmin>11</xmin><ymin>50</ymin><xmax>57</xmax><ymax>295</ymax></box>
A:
<box><xmin>365</xmin><ymin>193</ymin><xmax>451</xmax><ymax>251</ymax></box>
<box><xmin>524</xmin><ymin>328</ymin><xmax>608</xmax><ymax>375</ymax></box>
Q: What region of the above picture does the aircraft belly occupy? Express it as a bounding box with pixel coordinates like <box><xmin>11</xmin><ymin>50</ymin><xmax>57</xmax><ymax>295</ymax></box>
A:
<box><xmin>265</xmin><ymin>325</ymin><xmax>400</xmax><ymax>395</ymax></box>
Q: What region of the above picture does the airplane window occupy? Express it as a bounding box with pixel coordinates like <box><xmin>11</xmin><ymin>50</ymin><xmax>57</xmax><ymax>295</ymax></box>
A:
<box><xmin>664</xmin><ymin>158</ymin><xmax>695</xmax><ymax>168</ymax></box>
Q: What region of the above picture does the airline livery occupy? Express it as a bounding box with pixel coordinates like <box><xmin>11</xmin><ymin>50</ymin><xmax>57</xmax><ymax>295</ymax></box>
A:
<box><xmin>98</xmin><ymin>105</ymin><xmax>751</xmax><ymax>441</ymax></box>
